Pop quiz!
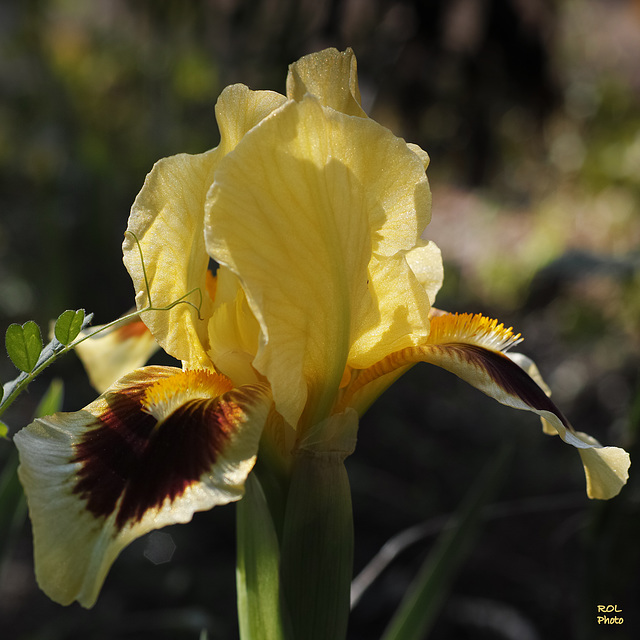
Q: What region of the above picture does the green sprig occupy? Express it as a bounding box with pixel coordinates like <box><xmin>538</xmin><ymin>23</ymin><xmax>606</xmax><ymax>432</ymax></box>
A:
<box><xmin>1</xmin><ymin>310</ymin><xmax>94</xmax><ymax>420</ymax></box>
<box><xmin>1</xmin><ymin>232</ymin><xmax>205</xmax><ymax>424</ymax></box>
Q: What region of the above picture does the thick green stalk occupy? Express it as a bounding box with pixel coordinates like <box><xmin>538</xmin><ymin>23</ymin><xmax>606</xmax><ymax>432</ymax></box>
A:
<box><xmin>279</xmin><ymin>410</ymin><xmax>358</xmax><ymax>640</ymax></box>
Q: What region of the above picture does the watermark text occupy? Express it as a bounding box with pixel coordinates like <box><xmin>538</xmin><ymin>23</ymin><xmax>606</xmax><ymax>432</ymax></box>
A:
<box><xmin>597</xmin><ymin>604</ymin><xmax>623</xmax><ymax>625</ymax></box>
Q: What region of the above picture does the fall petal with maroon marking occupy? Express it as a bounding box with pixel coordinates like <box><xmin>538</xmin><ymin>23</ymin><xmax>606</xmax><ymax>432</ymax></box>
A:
<box><xmin>343</xmin><ymin>313</ymin><xmax>630</xmax><ymax>500</ymax></box>
<box><xmin>14</xmin><ymin>366</ymin><xmax>271</xmax><ymax>607</ymax></box>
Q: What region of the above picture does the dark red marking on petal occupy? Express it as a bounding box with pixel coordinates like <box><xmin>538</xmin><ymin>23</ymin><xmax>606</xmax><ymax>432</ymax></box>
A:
<box><xmin>72</xmin><ymin>386</ymin><xmax>236</xmax><ymax>530</ymax></box>
<box><xmin>442</xmin><ymin>344</ymin><xmax>570</xmax><ymax>428</ymax></box>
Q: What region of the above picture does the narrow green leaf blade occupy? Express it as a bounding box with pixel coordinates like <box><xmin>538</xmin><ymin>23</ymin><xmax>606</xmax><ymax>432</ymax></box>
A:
<box><xmin>54</xmin><ymin>309</ymin><xmax>86</xmax><ymax>345</ymax></box>
<box><xmin>34</xmin><ymin>379</ymin><xmax>64</xmax><ymax>418</ymax></box>
<box><xmin>381</xmin><ymin>445</ymin><xmax>512</xmax><ymax>640</ymax></box>
<box><xmin>5</xmin><ymin>321</ymin><xmax>43</xmax><ymax>372</ymax></box>
<box><xmin>0</xmin><ymin>449</ymin><xmax>26</xmax><ymax>574</ymax></box>
<box><xmin>236</xmin><ymin>473</ymin><xmax>289</xmax><ymax>640</ymax></box>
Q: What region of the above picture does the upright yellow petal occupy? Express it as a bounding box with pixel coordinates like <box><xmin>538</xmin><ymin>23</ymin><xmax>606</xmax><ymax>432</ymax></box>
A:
<box><xmin>286</xmin><ymin>47</ymin><xmax>367</xmax><ymax>117</ymax></box>
<box><xmin>207</xmin><ymin>265</ymin><xmax>261</xmax><ymax>386</ymax></box>
<box><xmin>215</xmin><ymin>84</ymin><xmax>288</xmax><ymax>155</ymax></box>
<box><xmin>206</xmin><ymin>96</ymin><xmax>431</xmax><ymax>427</ymax></box>
<box><xmin>348</xmin><ymin>253</ymin><xmax>431</xmax><ymax>368</ymax></box>
<box><xmin>405</xmin><ymin>239</ymin><xmax>444</xmax><ymax>306</ymax></box>
<box><xmin>124</xmin><ymin>150</ymin><xmax>219</xmax><ymax>368</ymax></box>
<box><xmin>123</xmin><ymin>85</ymin><xmax>286</xmax><ymax>368</ymax></box>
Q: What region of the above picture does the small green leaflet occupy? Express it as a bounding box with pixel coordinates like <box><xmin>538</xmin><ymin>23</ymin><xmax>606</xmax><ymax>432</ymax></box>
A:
<box><xmin>5</xmin><ymin>321</ymin><xmax>43</xmax><ymax>373</ymax></box>
<box><xmin>54</xmin><ymin>309</ymin><xmax>85</xmax><ymax>346</ymax></box>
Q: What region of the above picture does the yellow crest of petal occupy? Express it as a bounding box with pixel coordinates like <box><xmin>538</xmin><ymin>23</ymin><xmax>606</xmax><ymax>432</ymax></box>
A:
<box><xmin>286</xmin><ymin>47</ymin><xmax>367</xmax><ymax>118</ymax></box>
<box><xmin>216</xmin><ymin>84</ymin><xmax>288</xmax><ymax>154</ymax></box>
<box><xmin>142</xmin><ymin>368</ymin><xmax>234</xmax><ymax>421</ymax></box>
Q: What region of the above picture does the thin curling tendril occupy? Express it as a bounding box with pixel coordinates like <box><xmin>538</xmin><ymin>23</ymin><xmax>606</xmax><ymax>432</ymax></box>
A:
<box><xmin>0</xmin><ymin>235</ymin><xmax>205</xmax><ymax>420</ymax></box>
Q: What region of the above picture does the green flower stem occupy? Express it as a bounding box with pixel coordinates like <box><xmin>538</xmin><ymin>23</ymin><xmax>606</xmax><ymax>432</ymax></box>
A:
<box><xmin>280</xmin><ymin>434</ymin><xmax>356</xmax><ymax>640</ymax></box>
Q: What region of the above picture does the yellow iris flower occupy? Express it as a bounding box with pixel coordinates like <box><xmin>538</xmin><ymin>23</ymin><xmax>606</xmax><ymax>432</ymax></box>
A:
<box><xmin>14</xmin><ymin>48</ymin><xmax>630</xmax><ymax>610</ymax></box>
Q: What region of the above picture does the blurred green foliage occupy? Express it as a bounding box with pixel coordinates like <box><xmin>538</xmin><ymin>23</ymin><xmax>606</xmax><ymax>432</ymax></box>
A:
<box><xmin>1</xmin><ymin>0</ymin><xmax>639</xmax><ymax>638</ymax></box>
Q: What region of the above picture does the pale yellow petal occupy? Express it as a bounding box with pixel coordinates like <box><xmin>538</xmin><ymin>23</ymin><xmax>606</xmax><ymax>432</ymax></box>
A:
<box><xmin>215</xmin><ymin>84</ymin><xmax>288</xmax><ymax>155</ymax></box>
<box><xmin>507</xmin><ymin>352</ymin><xmax>556</xmax><ymax>435</ymax></box>
<box><xmin>286</xmin><ymin>47</ymin><xmax>366</xmax><ymax>117</ymax></box>
<box><xmin>404</xmin><ymin>239</ymin><xmax>444</xmax><ymax>307</ymax></box>
<box><xmin>576</xmin><ymin>436</ymin><xmax>631</xmax><ymax>500</ymax></box>
<box><xmin>407</xmin><ymin>142</ymin><xmax>431</xmax><ymax>171</ymax></box>
<box><xmin>422</xmin><ymin>317</ymin><xmax>630</xmax><ymax>499</ymax></box>
<box><xmin>123</xmin><ymin>150</ymin><xmax>219</xmax><ymax>368</ymax></box>
<box><xmin>75</xmin><ymin>316</ymin><xmax>158</xmax><ymax>393</ymax></box>
<box><xmin>206</xmin><ymin>96</ymin><xmax>431</xmax><ymax>426</ymax></box>
<box><xmin>207</xmin><ymin>266</ymin><xmax>261</xmax><ymax>386</ymax></box>
<box><xmin>123</xmin><ymin>85</ymin><xmax>286</xmax><ymax>368</ymax></box>
<box><xmin>348</xmin><ymin>253</ymin><xmax>431</xmax><ymax>368</ymax></box>
<box><xmin>14</xmin><ymin>366</ymin><xmax>271</xmax><ymax>607</ymax></box>
<box><xmin>341</xmin><ymin>312</ymin><xmax>630</xmax><ymax>499</ymax></box>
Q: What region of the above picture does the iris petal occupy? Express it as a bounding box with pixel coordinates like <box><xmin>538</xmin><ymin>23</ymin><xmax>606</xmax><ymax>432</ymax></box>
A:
<box><xmin>206</xmin><ymin>95</ymin><xmax>432</xmax><ymax>426</ymax></box>
<box><xmin>75</xmin><ymin>316</ymin><xmax>158</xmax><ymax>393</ymax></box>
<box><xmin>14</xmin><ymin>366</ymin><xmax>271</xmax><ymax>607</ymax></box>
<box><xmin>286</xmin><ymin>47</ymin><xmax>367</xmax><ymax>117</ymax></box>
<box><xmin>207</xmin><ymin>266</ymin><xmax>262</xmax><ymax>386</ymax></box>
<box><xmin>123</xmin><ymin>85</ymin><xmax>286</xmax><ymax>368</ymax></box>
<box><xmin>123</xmin><ymin>150</ymin><xmax>218</xmax><ymax>367</ymax></box>
<box><xmin>343</xmin><ymin>312</ymin><xmax>630</xmax><ymax>499</ymax></box>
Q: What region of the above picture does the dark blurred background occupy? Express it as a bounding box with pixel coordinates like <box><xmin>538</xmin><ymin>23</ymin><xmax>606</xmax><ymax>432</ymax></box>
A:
<box><xmin>1</xmin><ymin>0</ymin><xmax>639</xmax><ymax>638</ymax></box>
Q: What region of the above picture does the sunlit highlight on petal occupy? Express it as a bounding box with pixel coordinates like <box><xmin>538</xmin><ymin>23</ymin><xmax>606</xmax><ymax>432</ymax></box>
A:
<box><xmin>286</xmin><ymin>47</ymin><xmax>366</xmax><ymax>118</ymax></box>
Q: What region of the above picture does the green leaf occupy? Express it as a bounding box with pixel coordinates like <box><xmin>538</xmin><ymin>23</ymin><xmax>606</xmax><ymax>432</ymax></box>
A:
<box><xmin>381</xmin><ymin>445</ymin><xmax>512</xmax><ymax>640</ymax></box>
<box><xmin>34</xmin><ymin>379</ymin><xmax>64</xmax><ymax>418</ymax></box>
<box><xmin>236</xmin><ymin>473</ymin><xmax>289</xmax><ymax>640</ymax></box>
<box><xmin>0</xmin><ymin>421</ymin><xmax>7</xmax><ymax>439</ymax></box>
<box><xmin>0</xmin><ymin>449</ymin><xmax>26</xmax><ymax>575</ymax></box>
<box><xmin>54</xmin><ymin>309</ymin><xmax>86</xmax><ymax>345</ymax></box>
<box><xmin>5</xmin><ymin>321</ymin><xmax>43</xmax><ymax>373</ymax></box>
